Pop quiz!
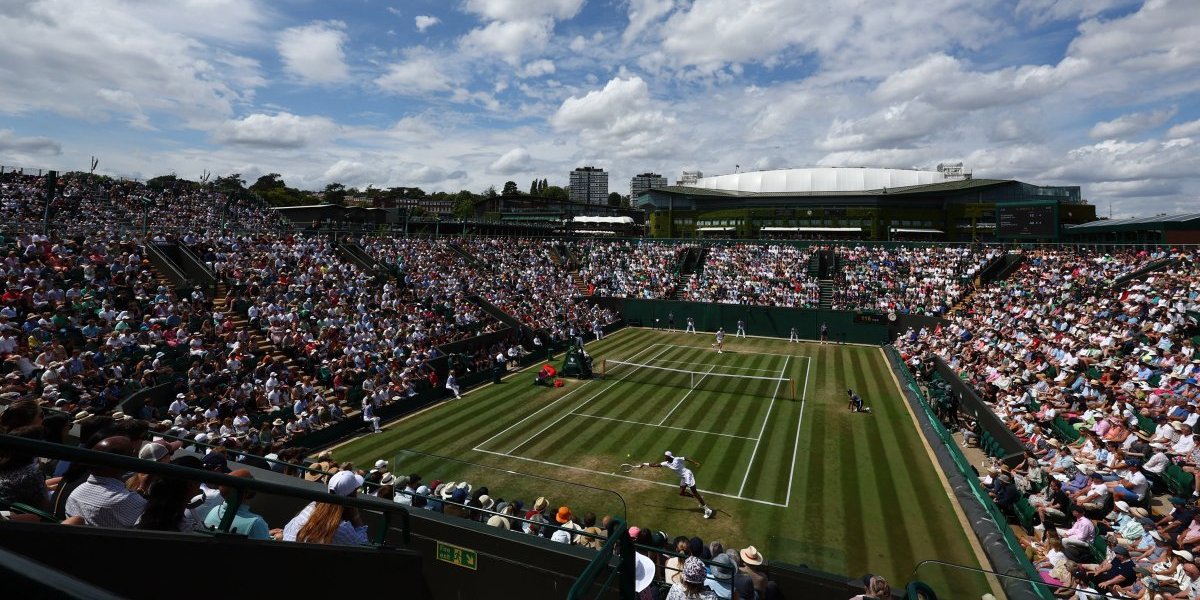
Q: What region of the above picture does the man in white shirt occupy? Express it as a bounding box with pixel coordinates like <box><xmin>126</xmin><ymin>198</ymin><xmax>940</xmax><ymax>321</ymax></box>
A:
<box><xmin>65</xmin><ymin>437</ymin><xmax>147</xmax><ymax>528</ymax></box>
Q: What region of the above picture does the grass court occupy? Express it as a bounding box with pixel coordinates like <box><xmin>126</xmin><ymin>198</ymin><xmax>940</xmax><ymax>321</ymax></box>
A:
<box><xmin>334</xmin><ymin>328</ymin><xmax>987</xmax><ymax>590</ymax></box>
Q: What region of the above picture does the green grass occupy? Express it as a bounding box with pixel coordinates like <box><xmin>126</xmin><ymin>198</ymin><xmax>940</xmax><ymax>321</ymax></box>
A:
<box><xmin>333</xmin><ymin>328</ymin><xmax>986</xmax><ymax>590</ymax></box>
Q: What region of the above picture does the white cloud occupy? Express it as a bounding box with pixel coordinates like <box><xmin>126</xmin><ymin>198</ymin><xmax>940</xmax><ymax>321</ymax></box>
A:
<box><xmin>0</xmin><ymin>129</ymin><xmax>62</xmax><ymax>156</ymax></box>
<box><xmin>1040</xmin><ymin>138</ymin><xmax>1200</xmax><ymax>183</ymax></box>
<box><xmin>656</xmin><ymin>0</ymin><xmax>995</xmax><ymax>77</ymax></box>
<box><xmin>1089</xmin><ymin>107</ymin><xmax>1177</xmax><ymax>139</ymax></box>
<box><xmin>623</xmin><ymin>0</ymin><xmax>674</xmax><ymax>44</ymax></box>
<box><xmin>488</xmin><ymin>147</ymin><xmax>532</xmax><ymax>173</ymax></box>
<box><xmin>277</xmin><ymin>21</ymin><xmax>350</xmax><ymax>84</ymax></box>
<box><xmin>0</xmin><ymin>0</ymin><xmax>265</xmax><ymax>128</ymax></box>
<box><xmin>551</xmin><ymin>76</ymin><xmax>677</xmax><ymax>159</ymax></box>
<box><xmin>569</xmin><ymin>35</ymin><xmax>588</xmax><ymax>52</ymax></box>
<box><xmin>415</xmin><ymin>15</ymin><xmax>440</xmax><ymax>32</ymax></box>
<box><xmin>520</xmin><ymin>59</ymin><xmax>557</xmax><ymax>78</ymax></box>
<box><xmin>462</xmin><ymin>0</ymin><xmax>584</xmax><ymax>21</ymax></box>
<box><xmin>214</xmin><ymin>113</ymin><xmax>339</xmax><ymax>148</ymax></box>
<box><xmin>460</xmin><ymin>18</ymin><xmax>554</xmax><ymax>65</ymax></box>
<box><xmin>375</xmin><ymin>49</ymin><xmax>455</xmax><ymax>94</ymax></box>
<box><xmin>1167</xmin><ymin>119</ymin><xmax>1200</xmax><ymax>139</ymax></box>
<box><xmin>1014</xmin><ymin>0</ymin><xmax>1137</xmax><ymax>25</ymax></box>
<box><xmin>873</xmin><ymin>53</ymin><xmax>1084</xmax><ymax>111</ymax></box>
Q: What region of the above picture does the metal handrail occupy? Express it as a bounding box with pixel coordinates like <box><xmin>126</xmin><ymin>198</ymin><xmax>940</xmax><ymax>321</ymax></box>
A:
<box><xmin>0</xmin><ymin>434</ymin><xmax>409</xmax><ymax>545</ymax></box>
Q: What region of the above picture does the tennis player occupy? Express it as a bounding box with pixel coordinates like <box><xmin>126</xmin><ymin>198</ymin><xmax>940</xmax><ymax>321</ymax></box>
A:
<box><xmin>711</xmin><ymin>327</ymin><xmax>725</xmax><ymax>353</ymax></box>
<box><xmin>640</xmin><ymin>451</ymin><xmax>714</xmax><ymax>518</ymax></box>
<box><xmin>736</xmin><ymin>319</ymin><xmax>746</xmax><ymax>338</ymax></box>
<box><xmin>847</xmin><ymin>388</ymin><xmax>864</xmax><ymax>412</ymax></box>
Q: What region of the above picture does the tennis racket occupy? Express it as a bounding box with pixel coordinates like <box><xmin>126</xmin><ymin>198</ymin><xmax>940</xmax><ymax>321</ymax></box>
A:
<box><xmin>619</xmin><ymin>463</ymin><xmax>637</xmax><ymax>473</ymax></box>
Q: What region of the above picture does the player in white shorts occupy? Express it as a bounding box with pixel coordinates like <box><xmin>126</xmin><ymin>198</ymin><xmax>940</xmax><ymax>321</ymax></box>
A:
<box><xmin>639</xmin><ymin>451</ymin><xmax>714</xmax><ymax>518</ymax></box>
<box><xmin>711</xmin><ymin>328</ymin><xmax>725</xmax><ymax>353</ymax></box>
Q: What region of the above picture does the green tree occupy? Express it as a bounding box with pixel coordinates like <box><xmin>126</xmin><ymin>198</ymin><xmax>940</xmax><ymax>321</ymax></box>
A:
<box><xmin>212</xmin><ymin>173</ymin><xmax>246</xmax><ymax>193</ymax></box>
<box><xmin>530</xmin><ymin>180</ymin><xmax>538</xmax><ymax>195</ymax></box>
<box><xmin>620</xmin><ymin>195</ymin><xmax>632</xmax><ymax>209</ymax></box>
<box><xmin>483</xmin><ymin>185</ymin><xmax>498</xmax><ymax>199</ymax></box>
<box><xmin>452</xmin><ymin>190</ymin><xmax>476</xmax><ymax>218</ymax></box>
<box><xmin>249</xmin><ymin>173</ymin><xmax>287</xmax><ymax>193</ymax></box>
<box><xmin>323</xmin><ymin>182</ymin><xmax>347</xmax><ymax>205</ymax></box>
<box><xmin>542</xmin><ymin>185</ymin><xmax>568</xmax><ymax>201</ymax></box>
<box><xmin>502</xmin><ymin>181</ymin><xmax>520</xmax><ymax>196</ymax></box>
<box><xmin>608</xmin><ymin>192</ymin><xmax>622</xmax><ymax>206</ymax></box>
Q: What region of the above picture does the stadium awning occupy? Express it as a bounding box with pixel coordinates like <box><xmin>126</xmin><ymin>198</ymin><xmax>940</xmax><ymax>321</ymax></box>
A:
<box><xmin>890</xmin><ymin>228</ymin><xmax>944</xmax><ymax>234</ymax></box>
<box><xmin>762</xmin><ymin>226</ymin><xmax>863</xmax><ymax>232</ymax></box>
<box><xmin>571</xmin><ymin>229</ymin><xmax>618</xmax><ymax>235</ymax></box>
<box><xmin>697</xmin><ymin>226</ymin><xmax>735</xmax><ymax>232</ymax></box>
<box><xmin>572</xmin><ymin>215</ymin><xmax>634</xmax><ymax>224</ymax></box>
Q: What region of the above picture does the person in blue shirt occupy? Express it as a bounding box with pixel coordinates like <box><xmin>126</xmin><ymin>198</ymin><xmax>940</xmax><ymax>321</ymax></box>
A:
<box><xmin>203</xmin><ymin>469</ymin><xmax>275</xmax><ymax>540</ymax></box>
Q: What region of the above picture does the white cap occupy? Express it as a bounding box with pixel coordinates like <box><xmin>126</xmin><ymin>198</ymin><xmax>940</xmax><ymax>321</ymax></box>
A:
<box><xmin>551</xmin><ymin>529</ymin><xmax>572</xmax><ymax>544</ymax></box>
<box><xmin>374</xmin><ymin>459</ymin><xmax>388</xmax><ymax>470</ymax></box>
<box><xmin>328</xmin><ymin>470</ymin><xmax>365</xmax><ymax>497</ymax></box>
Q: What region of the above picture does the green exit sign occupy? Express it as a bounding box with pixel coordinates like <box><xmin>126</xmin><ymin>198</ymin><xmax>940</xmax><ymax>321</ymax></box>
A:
<box><xmin>437</xmin><ymin>541</ymin><xmax>478</xmax><ymax>570</ymax></box>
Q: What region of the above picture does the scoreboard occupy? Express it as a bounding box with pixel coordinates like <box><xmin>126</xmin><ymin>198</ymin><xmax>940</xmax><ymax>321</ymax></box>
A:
<box><xmin>997</xmin><ymin>202</ymin><xmax>1058</xmax><ymax>238</ymax></box>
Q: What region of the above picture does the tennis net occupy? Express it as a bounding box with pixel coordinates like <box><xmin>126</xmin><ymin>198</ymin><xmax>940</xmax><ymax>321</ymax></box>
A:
<box><xmin>600</xmin><ymin>359</ymin><xmax>793</xmax><ymax>400</ymax></box>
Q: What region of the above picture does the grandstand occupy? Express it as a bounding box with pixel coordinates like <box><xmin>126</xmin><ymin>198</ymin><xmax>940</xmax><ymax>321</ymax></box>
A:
<box><xmin>0</xmin><ymin>167</ymin><xmax>1198</xmax><ymax>599</ymax></box>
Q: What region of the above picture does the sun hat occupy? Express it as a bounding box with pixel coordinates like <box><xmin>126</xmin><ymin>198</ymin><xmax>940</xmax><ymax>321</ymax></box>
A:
<box><xmin>708</xmin><ymin>553</ymin><xmax>735</xmax><ymax>597</ymax></box>
<box><xmin>634</xmin><ymin>553</ymin><xmax>656</xmax><ymax>593</ymax></box>
<box><xmin>551</xmin><ymin>529</ymin><xmax>572</xmax><ymax>544</ymax></box>
<box><xmin>740</xmin><ymin>546</ymin><xmax>764</xmax><ymax>566</ymax></box>
<box><xmin>1174</xmin><ymin>550</ymin><xmax>1194</xmax><ymax>561</ymax></box>
<box><xmin>533</xmin><ymin>496</ymin><xmax>549</xmax><ymax>512</ymax></box>
<box><xmin>479</xmin><ymin>495</ymin><xmax>495</xmax><ymax>510</ymax></box>
<box><xmin>328</xmin><ymin>470</ymin><xmax>364</xmax><ymax>496</ymax></box>
<box><xmin>556</xmin><ymin>506</ymin><xmax>573</xmax><ymax>524</ymax></box>
<box><xmin>682</xmin><ymin>557</ymin><xmax>707</xmax><ymax>584</ymax></box>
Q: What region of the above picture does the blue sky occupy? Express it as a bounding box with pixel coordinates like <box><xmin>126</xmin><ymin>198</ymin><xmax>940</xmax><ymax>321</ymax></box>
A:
<box><xmin>1</xmin><ymin>0</ymin><xmax>1198</xmax><ymax>215</ymax></box>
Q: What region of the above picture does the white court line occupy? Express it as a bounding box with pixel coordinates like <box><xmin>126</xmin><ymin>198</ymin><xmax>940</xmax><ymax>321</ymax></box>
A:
<box><xmin>784</xmin><ymin>355</ymin><xmax>813</xmax><ymax>507</ymax></box>
<box><xmin>640</xmin><ymin>358</ymin><xmax>784</xmax><ymax>374</ymax></box>
<box><xmin>472</xmin><ymin>447</ymin><xmax>787</xmax><ymax>508</ymax></box>
<box><xmin>738</xmin><ymin>355</ymin><xmax>791</xmax><ymax>496</ymax></box>
<box><xmin>650</xmin><ymin>342</ymin><xmax>807</xmax><ymax>360</ymax></box>
<box><xmin>657</xmin><ymin>364</ymin><xmax>717</xmax><ymax>426</ymax></box>
<box><xmin>475</xmin><ymin>342</ymin><xmax>659</xmax><ymax>452</ymax></box>
<box><xmin>569</xmin><ymin>412</ymin><xmax>759</xmax><ymax>440</ymax></box>
<box><xmin>505</xmin><ymin>346</ymin><xmax>673</xmax><ymax>454</ymax></box>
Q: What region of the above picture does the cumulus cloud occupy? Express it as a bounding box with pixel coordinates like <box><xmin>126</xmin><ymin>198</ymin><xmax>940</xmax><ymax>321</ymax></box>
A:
<box><xmin>461</xmin><ymin>0</ymin><xmax>584</xmax><ymax>21</ymax></box>
<box><xmin>0</xmin><ymin>0</ymin><xmax>265</xmax><ymax>128</ymax></box>
<box><xmin>460</xmin><ymin>18</ymin><xmax>554</xmax><ymax>65</ymax></box>
<box><xmin>520</xmin><ymin>59</ymin><xmax>557</xmax><ymax>78</ymax></box>
<box><xmin>1089</xmin><ymin>107</ymin><xmax>1177</xmax><ymax>139</ymax></box>
<box><xmin>1167</xmin><ymin>119</ymin><xmax>1200</xmax><ymax>139</ymax></box>
<box><xmin>1040</xmin><ymin>138</ymin><xmax>1200</xmax><ymax>183</ymax></box>
<box><xmin>277</xmin><ymin>21</ymin><xmax>350</xmax><ymax>84</ymax></box>
<box><xmin>0</xmin><ymin>129</ymin><xmax>62</xmax><ymax>155</ymax></box>
<box><xmin>488</xmin><ymin>147</ymin><xmax>532</xmax><ymax>173</ymax></box>
<box><xmin>623</xmin><ymin>0</ymin><xmax>675</xmax><ymax>44</ymax></box>
<box><xmin>375</xmin><ymin>49</ymin><xmax>455</xmax><ymax>94</ymax></box>
<box><xmin>551</xmin><ymin>76</ymin><xmax>677</xmax><ymax>159</ymax></box>
<box><xmin>415</xmin><ymin>15</ymin><xmax>440</xmax><ymax>32</ymax></box>
<box><xmin>214</xmin><ymin>113</ymin><xmax>339</xmax><ymax>148</ymax></box>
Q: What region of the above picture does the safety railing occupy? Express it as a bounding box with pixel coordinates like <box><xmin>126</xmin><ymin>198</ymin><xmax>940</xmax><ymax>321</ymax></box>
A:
<box><xmin>567</xmin><ymin>518</ymin><xmax>633</xmax><ymax>600</ymax></box>
<box><xmin>0</xmin><ymin>434</ymin><xmax>410</xmax><ymax>546</ymax></box>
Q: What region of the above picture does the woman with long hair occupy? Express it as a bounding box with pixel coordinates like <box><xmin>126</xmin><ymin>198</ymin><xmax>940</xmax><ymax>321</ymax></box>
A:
<box><xmin>283</xmin><ymin>470</ymin><xmax>369</xmax><ymax>545</ymax></box>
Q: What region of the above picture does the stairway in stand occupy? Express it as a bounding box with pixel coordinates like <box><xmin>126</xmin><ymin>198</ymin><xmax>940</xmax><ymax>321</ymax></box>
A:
<box><xmin>572</xmin><ymin>273</ymin><xmax>589</xmax><ymax>296</ymax></box>
<box><xmin>819</xmin><ymin>279</ymin><xmax>834</xmax><ymax>309</ymax></box>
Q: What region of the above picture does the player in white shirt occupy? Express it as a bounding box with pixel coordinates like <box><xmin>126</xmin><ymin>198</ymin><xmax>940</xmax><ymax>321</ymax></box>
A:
<box><xmin>639</xmin><ymin>451</ymin><xmax>714</xmax><ymax>518</ymax></box>
<box><xmin>711</xmin><ymin>328</ymin><xmax>725</xmax><ymax>353</ymax></box>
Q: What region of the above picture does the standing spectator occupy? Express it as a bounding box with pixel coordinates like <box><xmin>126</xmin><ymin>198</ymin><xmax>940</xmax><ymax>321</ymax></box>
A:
<box><xmin>64</xmin><ymin>436</ymin><xmax>147</xmax><ymax>528</ymax></box>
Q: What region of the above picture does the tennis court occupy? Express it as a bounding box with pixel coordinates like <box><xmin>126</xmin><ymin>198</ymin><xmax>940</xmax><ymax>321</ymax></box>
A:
<box><xmin>333</xmin><ymin>328</ymin><xmax>987</xmax><ymax>588</ymax></box>
<box><xmin>473</xmin><ymin>342</ymin><xmax>810</xmax><ymax>507</ymax></box>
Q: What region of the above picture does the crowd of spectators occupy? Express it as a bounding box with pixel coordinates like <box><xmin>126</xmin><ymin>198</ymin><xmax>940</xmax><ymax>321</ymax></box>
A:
<box><xmin>677</xmin><ymin>244</ymin><xmax>820</xmax><ymax>307</ymax></box>
<box><xmin>897</xmin><ymin>247</ymin><xmax>1200</xmax><ymax>597</ymax></box>
<box><xmin>832</xmin><ymin>246</ymin><xmax>1001</xmax><ymax>315</ymax></box>
<box><xmin>572</xmin><ymin>240</ymin><xmax>690</xmax><ymax>299</ymax></box>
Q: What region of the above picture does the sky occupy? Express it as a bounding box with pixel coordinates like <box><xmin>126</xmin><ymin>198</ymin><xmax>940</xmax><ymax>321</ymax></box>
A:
<box><xmin>0</xmin><ymin>0</ymin><xmax>1198</xmax><ymax>216</ymax></box>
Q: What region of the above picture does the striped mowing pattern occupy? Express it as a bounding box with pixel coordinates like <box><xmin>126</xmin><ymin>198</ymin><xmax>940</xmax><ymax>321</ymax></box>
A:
<box><xmin>333</xmin><ymin>329</ymin><xmax>983</xmax><ymax>587</ymax></box>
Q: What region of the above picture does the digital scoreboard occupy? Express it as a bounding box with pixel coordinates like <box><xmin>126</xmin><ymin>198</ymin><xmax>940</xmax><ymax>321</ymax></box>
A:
<box><xmin>997</xmin><ymin>202</ymin><xmax>1057</xmax><ymax>238</ymax></box>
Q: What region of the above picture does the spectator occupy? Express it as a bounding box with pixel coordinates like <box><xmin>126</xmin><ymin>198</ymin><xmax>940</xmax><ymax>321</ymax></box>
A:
<box><xmin>136</xmin><ymin>455</ymin><xmax>203</xmax><ymax>532</ymax></box>
<box><xmin>850</xmin><ymin>575</ymin><xmax>891</xmax><ymax>599</ymax></box>
<box><xmin>203</xmin><ymin>469</ymin><xmax>274</xmax><ymax>540</ymax></box>
<box><xmin>0</xmin><ymin>424</ymin><xmax>49</xmax><ymax>511</ymax></box>
<box><xmin>283</xmin><ymin>470</ymin><xmax>369</xmax><ymax>545</ymax></box>
<box><xmin>666</xmin><ymin>556</ymin><xmax>717</xmax><ymax>600</ymax></box>
<box><xmin>64</xmin><ymin>436</ymin><xmax>146</xmax><ymax>528</ymax></box>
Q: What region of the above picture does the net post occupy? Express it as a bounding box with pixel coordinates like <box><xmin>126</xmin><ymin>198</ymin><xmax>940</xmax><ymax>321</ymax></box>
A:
<box><xmin>600</xmin><ymin>359</ymin><xmax>606</xmax><ymax>378</ymax></box>
<box><xmin>791</xmin><ymin>379</ymin><xmax>795</xmax><ymax>401</ymax></box>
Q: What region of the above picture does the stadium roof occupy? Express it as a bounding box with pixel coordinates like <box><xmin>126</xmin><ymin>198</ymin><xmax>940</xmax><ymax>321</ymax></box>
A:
<box><xmin>643</xmin><ymin>178</ymin><xmax>1012</xmax><ymax>199</ymax></box>
<box><xmin>1065</xmin><ymin>213</ymin><xmax>1200</xmax><ymax>232</ymax></box>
